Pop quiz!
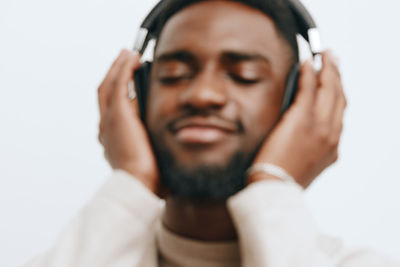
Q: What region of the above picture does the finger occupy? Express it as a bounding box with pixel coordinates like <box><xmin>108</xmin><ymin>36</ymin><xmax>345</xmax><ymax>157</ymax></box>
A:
<box><xmin>128</xmin><ymin>79</ymin><xmax>140</xmax><ymax>113</ymax></box>
<box><xmin>98</xmin><ymin>50</ymin><xmax>129</xmax><ymax>118</ymax></box>
<box><xmin>294</xmin><ymin>59</ymin><xmax>318</xmax><ymax>108</ymax></box>
<box><xmin>321</xmin><ymin>51</ymin><xmax>341</xmax><ymax>86</ymax></box>
<box><xmin>98</xmin><ymin>131</ymin><xmax>104</xmax><ymax>145</ymax></box>
<box><xmin>326</xmin><ymin>51</ymin><xmax>346</xmax><ymax>134</ymax></box>
<box><xmin>332</xmin><ymin>85</ymin><xmax>347</xmax><ymax>136</ymax></box>
<box><xmin>98</xmin><ymin>119</ymin><xmax>105</xmax><ymax>145</ymax></box>
<box><xmin>112</xmin><ymin>52</ymin><xmax>141</xmax><ymax>104</ymax></box>
<box><xmin>98</xmin><ymin>49</ymin><xmax>130</xmax><ymax>118</ymax></box>
<box><xmin>130</xmin><ymin>96</ymin><xmax>140</xmax><ymax>114</ymax></box>
<box><xmin>315</xmin><ymin>51</ymin><xmax>341</xmax><ymax>123</ymax></box>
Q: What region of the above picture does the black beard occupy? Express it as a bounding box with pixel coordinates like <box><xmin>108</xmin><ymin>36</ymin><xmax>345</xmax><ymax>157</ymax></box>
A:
<box><xmin>152</xmin><ymin>144</ymin><xmax>259</xmax><ymax>201</ymax></box>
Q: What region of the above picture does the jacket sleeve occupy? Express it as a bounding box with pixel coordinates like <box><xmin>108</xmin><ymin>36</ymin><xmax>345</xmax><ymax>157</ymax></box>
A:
<box><xmin>22</xmin><ymin>170</ymin><xmax>162</xmax><ymax>267</ymax></box>
<box><xmin>227</xmin><ymin>180</ymin><xmax>399</xmax><ymax>267</ymax></box>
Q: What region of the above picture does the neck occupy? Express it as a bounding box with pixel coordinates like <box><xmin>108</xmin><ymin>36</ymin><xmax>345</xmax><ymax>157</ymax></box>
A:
<box><xmin>162</xmin><ymin>196</ymin><xmax>237</xmax><ymax>241</ymax></box>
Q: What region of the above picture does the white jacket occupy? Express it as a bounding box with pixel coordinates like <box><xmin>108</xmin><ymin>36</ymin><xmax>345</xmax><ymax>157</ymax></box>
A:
<box><xmin>23</xmin><ymin>171</ymin><xmax>399</xmax><ymax>267</ymax></box>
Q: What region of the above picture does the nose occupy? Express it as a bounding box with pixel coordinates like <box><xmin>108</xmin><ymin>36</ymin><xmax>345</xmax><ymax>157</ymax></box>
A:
<box><xmin>178</xmin><ymin>68</ymin><xmax>228</xmax><ymax>111</ymax></box>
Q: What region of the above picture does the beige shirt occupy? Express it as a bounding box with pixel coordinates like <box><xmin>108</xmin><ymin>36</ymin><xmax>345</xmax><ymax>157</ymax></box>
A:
<box><xmin>158</xmin><ymin>224</ymin><xmax>240</xmax><ymax>267</ymax></box>
<box><xmin>23</xmin><ymin>171</ymin><xmax>399</xmax><ymax>267</ymax></box>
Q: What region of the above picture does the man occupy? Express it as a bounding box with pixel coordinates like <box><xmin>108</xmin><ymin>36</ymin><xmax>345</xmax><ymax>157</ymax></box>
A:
<box><xmin>24</xmin><ymin>0</ymin><xmax>399</xmax><ymax>266</ymax></box>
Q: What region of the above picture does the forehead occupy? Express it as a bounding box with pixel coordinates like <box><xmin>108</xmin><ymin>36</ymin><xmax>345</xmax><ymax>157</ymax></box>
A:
<box><xmin>155</xmin><ymin>1</ymin><xmax>290</xmax><ymax>65</ymax></box>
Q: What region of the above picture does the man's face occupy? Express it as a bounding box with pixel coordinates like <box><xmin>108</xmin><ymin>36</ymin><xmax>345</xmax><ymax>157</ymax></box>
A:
<box><xmin>146</xmin><ymin>1</ymin><xmax>293</xmax><ymax>199</ymax></box>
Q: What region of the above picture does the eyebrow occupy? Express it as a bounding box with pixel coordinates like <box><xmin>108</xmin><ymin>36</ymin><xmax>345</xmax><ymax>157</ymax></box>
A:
<box><xmin>154</xmin><ymin>50</ymin><xmax>271</xmax><ymax>66</ymax></box>
<box><xmin>221</xmin><ymin>51</ymin><xmax>271</xmax><ymax>65</ymax></box>
<box><xmin>155</xmin><ymin>50</ymin><xmax>197</xmax><ymax>64</ymax></box>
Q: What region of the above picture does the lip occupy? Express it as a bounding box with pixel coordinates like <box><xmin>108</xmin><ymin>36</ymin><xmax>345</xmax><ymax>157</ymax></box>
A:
<box><xmin>170</xmin><ymin>117</ymin><xmax>237</xmax><ymax>145</ymax></box>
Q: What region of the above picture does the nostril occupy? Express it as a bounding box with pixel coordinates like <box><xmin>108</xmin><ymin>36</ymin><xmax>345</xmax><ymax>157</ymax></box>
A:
<box><xmin>179</xmin><ymin>83</ymin><xmax>228</xmax><ymax>110</ymax></box>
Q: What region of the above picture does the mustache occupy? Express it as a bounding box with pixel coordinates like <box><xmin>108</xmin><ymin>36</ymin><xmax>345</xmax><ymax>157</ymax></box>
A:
<box><xmin>166</xmin><ymin>109</ymin><xmax>244</xmax><ymax>133</ymax></box>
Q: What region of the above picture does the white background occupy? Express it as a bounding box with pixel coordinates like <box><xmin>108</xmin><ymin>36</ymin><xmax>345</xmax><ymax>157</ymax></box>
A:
<box><xmin>1</xmin><ymin>0</ymin><xmax>399</xmax><ymax>266</ymax></box>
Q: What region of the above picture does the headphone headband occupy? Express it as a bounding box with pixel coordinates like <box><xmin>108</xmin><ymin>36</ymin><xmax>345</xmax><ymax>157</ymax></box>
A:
<box><xmin>133</xmin><ymin>0</ymin><xmax>322</xmax><ymax>57</ymax></box>
<box><xmin>134</xmin><ymin>0</ymin><xmax>166</xmax><ymax>54</ymax></box>
<box><xmin>131</xmin><ymin>0</ymin><xmax>324</xmax><ymax>120</ymax></box>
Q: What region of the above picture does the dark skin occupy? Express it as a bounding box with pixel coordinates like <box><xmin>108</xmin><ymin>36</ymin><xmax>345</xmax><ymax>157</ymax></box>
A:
<box><xmin>148</xmin><ymin>2</ymin><xmax>292</xmax><ymax>241</ymax></box>
<box><xmin>147</xmin><ymin>2</ymin><xmax>292</xmax><ymax>170</ymax></box>
<box><xmin>98</xmin><ymin>1</ymin><xmax>346</xmax><ymax>241</ymax></box>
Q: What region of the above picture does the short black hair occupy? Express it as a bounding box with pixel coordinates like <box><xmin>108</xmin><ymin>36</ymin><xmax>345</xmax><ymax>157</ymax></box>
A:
<box><xmin>154</xmin><ymin>0</ymin><xmax>299</xmax><ymax>63</ymax></box>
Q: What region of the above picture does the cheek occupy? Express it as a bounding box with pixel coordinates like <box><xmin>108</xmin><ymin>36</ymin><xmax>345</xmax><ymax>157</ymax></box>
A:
<box><xmin>237</xmin><ymin>85</ymin><xmax>283</xmax><ymax>144</ymax></box>
<box><xmin>145</xmin><ymin>85</ymin><xmax>179</xmax><ymax>129</ymax></box>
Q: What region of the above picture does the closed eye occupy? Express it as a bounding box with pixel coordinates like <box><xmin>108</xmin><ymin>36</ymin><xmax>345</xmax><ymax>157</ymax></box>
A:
<box><xmin>159</xmin><ymin>73</ymin><xmax>194</xmax><ymax>85</ymax></box>
<box><xmin>229</xmin><ymin>73</ymin><xmax>261</xmax><ymax>85</ymax></box>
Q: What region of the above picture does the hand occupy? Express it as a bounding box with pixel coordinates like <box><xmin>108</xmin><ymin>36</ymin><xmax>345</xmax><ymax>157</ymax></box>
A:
<box><xmin>250</xmin><ymin>51</ymin><xmax>346</xmax><ymax>188</ymax></box>
<box><xmin>98</xmin><ymin>49</ymin><xmax>160</xmax><ymax>193</ymax></box>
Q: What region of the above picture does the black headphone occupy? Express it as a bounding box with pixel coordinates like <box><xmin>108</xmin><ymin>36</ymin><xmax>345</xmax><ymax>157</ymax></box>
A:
<box><xmin>131</xmin><ymin>0</ymin><xmax>322</xmax><ymax>121</ymax></box>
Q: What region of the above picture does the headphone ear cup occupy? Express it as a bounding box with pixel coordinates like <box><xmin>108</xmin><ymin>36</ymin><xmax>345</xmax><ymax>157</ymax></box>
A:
<box><xmin>134</xmin><ymin>61</ymin><xmax>152</xmax><ymax>121</ymax></box>
<box><xmin>281</xmin><ymin>63</ymin><xmax>301</xmax><ymax>115</ymax></box>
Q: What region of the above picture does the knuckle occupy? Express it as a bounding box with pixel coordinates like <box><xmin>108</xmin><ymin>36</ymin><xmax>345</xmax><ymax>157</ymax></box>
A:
<box><xmin>336</xmin><ymin>122</ymin><xmax>344</xmax><ymax>134</ymax></box>
<box><xmin>331</xmin><ymin>151</ymin><xmax>339</xmax><ymax>163</ymax></box>
<box><xmin>98</xmin><ymin>125</ymin><xmax>104</xmax><ymax>144</ymax></box>
<box><xmin>98</xmin><ymin>133</ymin><xmax>103</xmax><ymax>145</ymax></box>
<box><xmin>343</xmin><ymin>95</ymin><xmax>348</xmax><ymax>109</ymax></box>
<box><xmin>315</xmin><ymin>125</ymin><xmax>330</xmax><ymax>143</ymax></box>
<box><xmin>104</xmin><ymin>150</ymin><xmax>110</xmax><ymax>163</ymax></box>
<box><xmin>328</xmin><ymin>136</ymin><xmax>340</xmax><ymax>150</ymax></box>
<box><xmin>315</xmin><ymin>126</ymin><xmax>339</xmax><ymax>149</ymax></box>
<box><xmin>97</xmin><ymin>85</ymin><xmax>103</xmax><ymax>96</ymax></box>
<box><xmin>98</xmin><ymin>80</ymin><xmax>107</xmax><ymax>94</ymax></box>
<box><xmin>99</xmin><ymin>120</ymin><xmax>104</xmax><ymax>132</ymax></box>
<box><xmin>335</xmin><ymin>83</ymin><xmax>343</xmax><ymax>97</ymax></box>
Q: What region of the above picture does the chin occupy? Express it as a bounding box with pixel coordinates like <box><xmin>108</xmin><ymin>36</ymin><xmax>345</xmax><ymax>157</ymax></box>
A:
<box><xmin>174</xmin><ymin>149</ymin><xmax>236</xmax><ymax>170</ymax></box>
<box><xmin>153</xmin><ymin>142</ymin><xmax>259</xmax><ymax>201</ymax></box>
<box><xmin>148</xmin><ymin>127</ymin><xmax>264</xmax><ymax>200</ymax></box>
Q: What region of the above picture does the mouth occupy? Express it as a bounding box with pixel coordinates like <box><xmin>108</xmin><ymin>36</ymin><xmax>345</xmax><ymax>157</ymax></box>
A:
<box><xmin>169</xmin><ymin>116</ymin><xmax>238</xmax><ymax>145</ymax></box>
